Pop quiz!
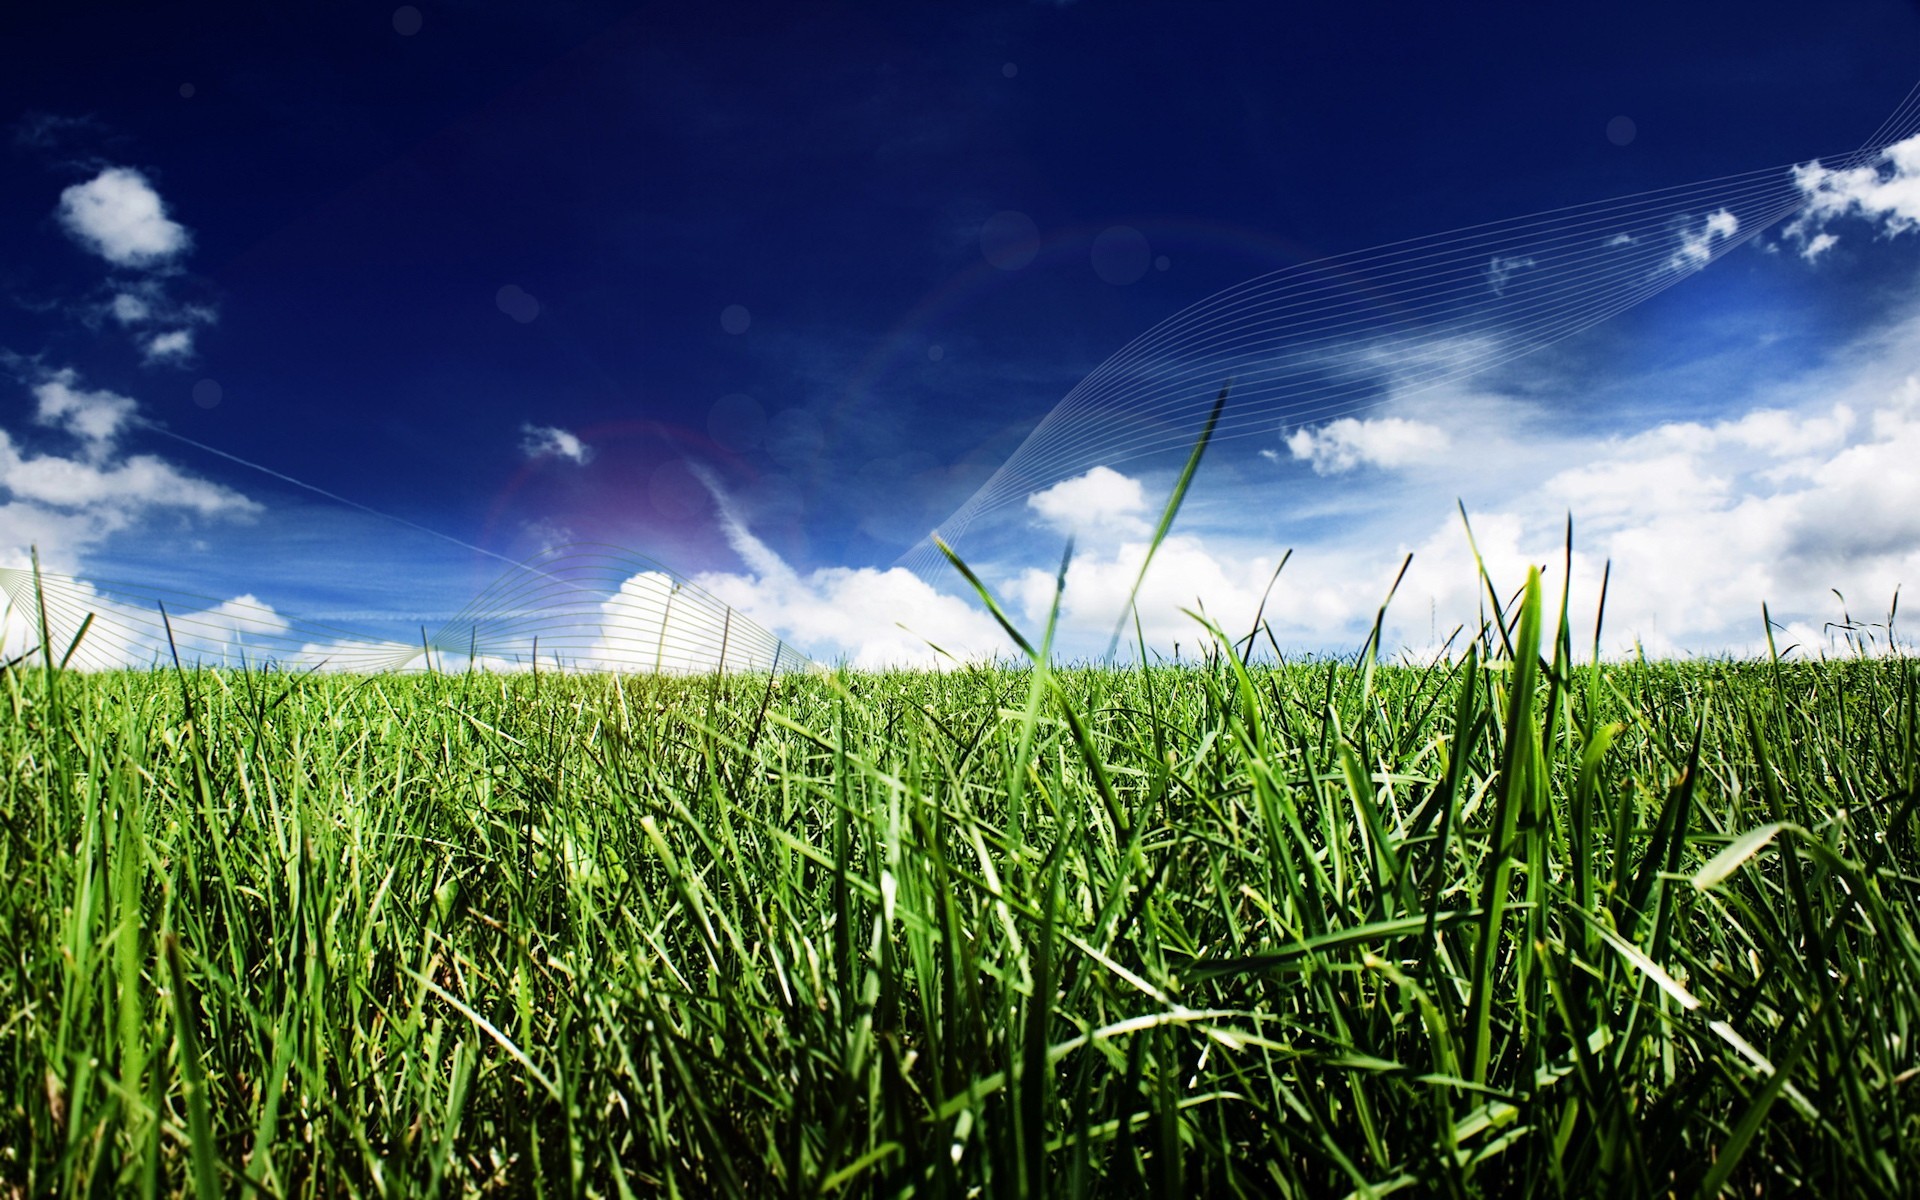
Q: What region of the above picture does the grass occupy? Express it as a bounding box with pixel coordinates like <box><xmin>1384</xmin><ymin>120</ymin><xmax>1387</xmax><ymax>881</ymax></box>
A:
<box><xmin>2</xmin><ymin>567</ymin><xmax>1918</xmax><ymax>1197</ymax></box>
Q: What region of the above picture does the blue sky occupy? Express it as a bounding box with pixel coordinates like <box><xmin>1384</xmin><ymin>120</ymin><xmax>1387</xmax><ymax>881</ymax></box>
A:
<box><xmin>6</xmin><ymin>1</ymin><xmax>1920</xmax><ymax>666</ymax></box>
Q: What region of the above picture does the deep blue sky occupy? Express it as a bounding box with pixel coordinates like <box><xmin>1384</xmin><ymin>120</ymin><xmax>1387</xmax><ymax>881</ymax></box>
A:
<box><xmin>5</xmin><ymin>1</ymin><xmax>1920</xmax><ymax>656</ymax></box>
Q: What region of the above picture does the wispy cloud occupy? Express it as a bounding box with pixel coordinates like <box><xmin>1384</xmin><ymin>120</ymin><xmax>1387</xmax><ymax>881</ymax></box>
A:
<box><xmin>109</xmin><ymin>292</ymin><xmax>151</xmax><ymax>324</ymax></box>
<box><xmin>1485</xmin><ymin>254</ymin><xmax>1536</xmax><ymax>294</ymax></box>
<box><xmin>11</xmin><ymin>111</ymin><xmax>103</xmax><ymax>150</ymax></box>
<box><xmin>143</xmin><ymin>329</ymin><xmax>194</xmax><ymax>363</ymax></box>
<box><xmin>519</xmin><ymin>422</ymin><xmax>593</xmax><ymax>465</ymax></box>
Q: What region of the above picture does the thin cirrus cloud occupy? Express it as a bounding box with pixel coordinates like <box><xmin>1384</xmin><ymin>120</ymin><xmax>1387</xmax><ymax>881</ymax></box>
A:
<box><xmin>519</xmin><ymin>422</ymin><xmax>593</xmax><ymax>465</ymax></box>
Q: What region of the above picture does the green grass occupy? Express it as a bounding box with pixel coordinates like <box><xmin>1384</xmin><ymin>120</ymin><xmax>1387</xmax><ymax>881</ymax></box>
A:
<box><xmin>3</xmin><ymin>580</ymin><xmax>1919</xmax><ymax>1196</ymax></box>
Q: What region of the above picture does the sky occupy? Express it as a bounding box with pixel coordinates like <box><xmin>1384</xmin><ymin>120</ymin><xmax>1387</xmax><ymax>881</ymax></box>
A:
<box><xmin>6</xmin><ymin>1</ymin><xmax>1920</xmax><ymax>667</ymax></box>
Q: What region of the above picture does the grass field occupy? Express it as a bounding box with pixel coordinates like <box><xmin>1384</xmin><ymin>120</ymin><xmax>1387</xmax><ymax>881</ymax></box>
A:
<box><xmin>3</xmin><ymin>568</ymin><xmax>1919</xmax><ymax>1197</ymax></box>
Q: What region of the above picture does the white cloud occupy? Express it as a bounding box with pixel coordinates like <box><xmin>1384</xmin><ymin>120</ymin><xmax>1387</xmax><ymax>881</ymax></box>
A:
<box><xmin>1</xmin><ymin>370</ymin><xmax>258</xmax><ymax>568</ymax></box>
<box><xmin>0</xmin><ymin>432</ymin><xmax>256</xmax><ymax>518</ymax></box>
<box><xmin>1006</xmin><ymin>533</ymin><xmax>1291</xmax><ymax>654</ymax></box>
<box><xmin>1786</xmin><ymin>131</ymin><xmax>1920</xmax><ymax>259</ymax></box>
<box><xmin>33</xmin><ymin>370</ymin><xmax>136</xmax><ymax>452</ymax></box>
<box><xmin>520</xmin><ymin>422</ymin><xmax>592</xmax><ymax>465</ymax></box>
<box><xmin>698</xmin><ymin>560</ymin><xmax>1010</xmax><ymax>670</ymax></box>
<box><xmin>0</xmin><ymin>571</ymin><xmax>384</xmax><ymax>674</ymax></box>
<box><xmin>56</xmin><ymin>167</ymin><xmax>191</xmax><ymax>267</ymax></box>
<box><xmin>1670</xmin><ymin>208</ymin><xmax>1739</xmax><ymax>270</ymax></box>
<box><xmin>1025</xmin><ymin>465</ymin><xmax>1148</xmax><ymax>537</ymax></box>
<box><xmin>110</xmin><ymin>293</ymin><xmax>151</xmax><ymax>324</ymax></box>
<box><xmin>1285</xmin><ymin>416</ymin><xmax>1449</xmax><ymax>475</ymax></box>
<box><xmin>966</xmin><ymin>300</ymin><xmax>1920</xmax><ymax>663</ymax></box>
<box><xmin>97</xmin><ymin>285</ymin><xmax>216</xmax><ymax>356</ymax></box>
<box><xmin>144</xmin><ymin>330</ymin><xmax>193</xmax><ymax>362</ymax></box>
<box><xmin>686</xmin><ymin>471</ymin><xmax>1009</xmax><ymax>669</ymax></box>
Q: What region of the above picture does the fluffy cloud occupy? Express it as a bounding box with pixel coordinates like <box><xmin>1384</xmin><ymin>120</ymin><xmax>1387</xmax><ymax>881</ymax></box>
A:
<box><xmin>972</xmin><ymin>302</ymin><xmax>1920</xmax><ymax>663</ymax></box>
<box><xmin>1284</xmin><ymin>416</ymin><xmax>1450</xmax><ymax>475</ymax></box>
<box><xmin>0</xmin><ymin>562</ymin><xmax>300</xmax><ymax>671</ymax></box>
<box><xmin>0</xmin><ymin>569</ymin><xmax>433</xmax><ymax>675</ymax></box>
<box><xmin>1786</xmin><ymin>131</ymin><xmax>1920</xmax><ymax>260</ymax></box>
<box><xmin>1670</xmin><ymin>208</ymin><xmax>1739</xmax><ymax>271</ymax></box>
<box><xmin>33</xmin><ymin>370</ymin><xmax>136</xmax><ymax>451</ymax></box>
<box><xmin>684</xmin><ymin>475</ymin><xmax>1010</xmax><ymax>669</ymax></box>
<box><xmin>56</xmin><ymin>168</ymin><xmax>190</xmax><ymax>267</ymax></box>
<box><xmin>1006</xmin><ymin>533</ymin><xmax>1290</xmax><ymax>655</ymax></box>
<box><xmin>0</xmin><ymin>432</ymin><xmax>256</xmax><ymax>517</ymax></box>
<box><xmin>1026</xmin><ymin>465</ymin><xmax>1148</xmax><ymax>537</ymax></box>
<box><xmin>1</xmin><ymin>369</ymin><xmax>258</xmax><ymax>569</ymax></box>
<box><xmin>520</xmin><ymin>422</ymin><xmax>593</xmax><ymax>465</ymax></box>
<box><xmin>48</xmin><ymin>174</ymin><xmax>214</xmax><ymax>362</ymax></box>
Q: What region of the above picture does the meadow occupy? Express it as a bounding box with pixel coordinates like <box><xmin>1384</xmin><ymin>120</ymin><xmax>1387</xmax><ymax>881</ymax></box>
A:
<box><xmin>2</xmin><ymin>563</ymin><xmax>1918</xmax><ymax>1198</ymax></box>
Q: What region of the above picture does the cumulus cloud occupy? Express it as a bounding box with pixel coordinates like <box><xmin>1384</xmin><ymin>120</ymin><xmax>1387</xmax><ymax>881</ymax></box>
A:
<box><xmin>0</xmin><ymin>432</ymin><xmax>256</xmax><ymax>517</ymax></box>
<box><xmin>1285</xmin><ymin>416</ymin><xmax>1449</xmax><ymax>475</ymax></box>
<box><xmin>520</xmin><ymin>422</ymin><xmax>593</xmax><ymax>465</ymax></box>
<box><xmin>0</xmin><ymin>575</ymin><xmax>282</xmax><ymax>670</ymax></box>
<box><xmin>46</xmin><ymin>170</ymin><xmax>214</xmax><ymax>360</ymax></box>
<box><xmin>33</xmin><ymin>370</ymin><xmax>137</xmax><ymax>453</ymax></box>
<box><xmin>1</xmin><ymin>369</ymin><xmax>258</xmax><ymax>569</ymax></box>
<box><xmin>683</xmin><ymin>471</ymin><xmax>1009</xmax><ymax>669</ymax></box>
<box><xmin>1786</xmin><ymin>132</ymin><xmax>1920</xmax><ymax>260</ymax></box>
<box><xmin>1006</xmin><ymin>533</ymin><xmax>1291</xmax><ymax>654</ymax></box>
<box><xmin>968</xmin><ymin>300</ymin><xmax>1920</xmax><ymax>663</ymax></box>
<box><xmin>1026</xmin><ymin>465</ymin><xmax>1149</xmax><ymax>537</ymax></box>
<box><xmin>0</xmin><ymin>568</ymin><xmax>413</xmax><ymax>674</ymax></box>
<box><xmin>1670</xmin><ymin>208</ymin><xmax>1739</xmax><ymax>270</ymax></box>
<box><xmin>56</xmin><ymin>167</ymin><xmax>191</xmax><ymax>267</ymax></box>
